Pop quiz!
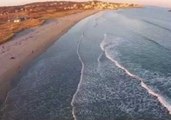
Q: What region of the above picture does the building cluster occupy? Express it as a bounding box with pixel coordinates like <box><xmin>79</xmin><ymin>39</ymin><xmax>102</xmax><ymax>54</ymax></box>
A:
<box><xmin>64</xmin><ymin>1</ymin><xmax>139</xmax><ymax>10</ymax></box>
<box><xmin>82</xmin><ymin>2</ymin><xmax>120</xmax><ymax>10</ymax></box>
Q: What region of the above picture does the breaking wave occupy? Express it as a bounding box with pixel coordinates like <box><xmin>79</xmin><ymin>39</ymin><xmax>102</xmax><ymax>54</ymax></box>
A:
<box><xmin>100</xmin><ymin>34</ymin><xmax>171</xmax><ymax>114</ymax></box>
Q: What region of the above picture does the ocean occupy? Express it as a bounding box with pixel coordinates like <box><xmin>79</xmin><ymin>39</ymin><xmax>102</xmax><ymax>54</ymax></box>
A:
<box><xmin>1</xmin><ymin>6</ymin><xmax>171</xmax><ymax>120</ymax></box>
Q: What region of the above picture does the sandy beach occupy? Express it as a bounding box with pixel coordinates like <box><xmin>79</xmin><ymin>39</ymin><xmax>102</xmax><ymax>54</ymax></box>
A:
<box><xmin>0</xmin><ymin>10</ymin><xmax>98</xmax><ymax>103</ymax></box>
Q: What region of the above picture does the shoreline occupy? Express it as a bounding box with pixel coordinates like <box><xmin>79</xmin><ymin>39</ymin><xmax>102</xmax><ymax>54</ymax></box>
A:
<box><xmin>0</xmin><ymin>10</ymin><xmax>99</xmax><ymax>103</ymax></box>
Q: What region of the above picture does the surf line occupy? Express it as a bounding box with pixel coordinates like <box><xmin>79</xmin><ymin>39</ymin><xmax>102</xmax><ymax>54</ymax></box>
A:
<box><xmin>71</xmin><ymin>32</ymin><xmax>85</xmax><ymax>120</ymax></box>
<box><xmin>100</xmin><ymin>34</ymin><xmax>171</xmax><ymax>115</ymax></box>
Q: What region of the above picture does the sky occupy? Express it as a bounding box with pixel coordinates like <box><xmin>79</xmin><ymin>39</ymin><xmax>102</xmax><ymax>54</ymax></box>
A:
<box><xmin>0</xmin><ymin>0</ymin><xmax>171</xmax><ymax>7</ymax></box>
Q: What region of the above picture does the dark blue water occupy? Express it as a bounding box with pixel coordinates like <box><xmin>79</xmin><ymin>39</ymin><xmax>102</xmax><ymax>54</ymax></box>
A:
<box><xmin>1</xmin><ymin>7</ymin><xmax>171</xmax><ymax>120</ymax></box>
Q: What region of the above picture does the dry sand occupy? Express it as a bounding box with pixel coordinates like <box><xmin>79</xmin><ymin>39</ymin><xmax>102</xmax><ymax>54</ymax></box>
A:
<box><xmin>0</xmin><ymin>10</ymin><xmax>99</xmax><ymax>102</ymax></box>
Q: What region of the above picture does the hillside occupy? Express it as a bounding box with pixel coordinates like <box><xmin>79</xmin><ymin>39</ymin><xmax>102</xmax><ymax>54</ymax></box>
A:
<box><xmin>0</xmin><ymin>1</ymin><xmax>141</xmax><ymax>44</ymax></box>
<box><xmin>0</xmin><ymin>1</ymin><xmax>140</xmax><ymax>23</ymax></box>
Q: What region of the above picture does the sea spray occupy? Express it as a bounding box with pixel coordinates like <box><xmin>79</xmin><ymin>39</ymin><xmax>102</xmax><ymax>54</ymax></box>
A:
<box><xmin>71</xmin><ymin>33</ymin><xmax>85</xmax><ymax>120</ymax></box>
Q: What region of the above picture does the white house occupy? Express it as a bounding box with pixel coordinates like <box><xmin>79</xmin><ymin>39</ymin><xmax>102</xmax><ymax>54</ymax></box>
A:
<box><xmin>13</xmin><ymin>16</ymin><xmax>28</xmax><ymax>23</ymax></box>
<box><xmin>14</xmin><ymin>19</ymin><xmax>21</xmax><ymax>23</ymax></box>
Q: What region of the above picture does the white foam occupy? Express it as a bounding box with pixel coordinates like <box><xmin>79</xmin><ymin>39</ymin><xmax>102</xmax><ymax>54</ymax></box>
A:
<box><xmin>71</xmin><ymin>33</ymin><xmax>85</xmax><ymax>120</ymax></box>
<box><xmin>100</xmin><ymin>34</ymin><xmax>171</xmax><ymax>114</ymax></box>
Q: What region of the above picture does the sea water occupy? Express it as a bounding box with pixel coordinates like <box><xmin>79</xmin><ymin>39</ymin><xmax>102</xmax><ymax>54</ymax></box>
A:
<box><xmin>1</xmin><ymin>7</ymin><xmax>171</xmax><ymax>120</ymax></box>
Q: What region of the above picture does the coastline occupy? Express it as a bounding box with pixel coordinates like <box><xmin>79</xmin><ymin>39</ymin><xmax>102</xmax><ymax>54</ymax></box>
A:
<box><xmin>0</xmin><ymin>10</ymin><xmax>99</xmax><ymax>103</ymax></box>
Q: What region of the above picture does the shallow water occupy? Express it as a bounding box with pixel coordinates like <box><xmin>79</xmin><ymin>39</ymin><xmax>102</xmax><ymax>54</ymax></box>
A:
<box><xmin>1</xmin><ymin>7</ymin><xmax>171</xmax><ymax>120</ymax></box>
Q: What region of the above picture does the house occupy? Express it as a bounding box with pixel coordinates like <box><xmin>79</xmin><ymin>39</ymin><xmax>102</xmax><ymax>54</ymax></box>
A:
<box><xmin>14</xmin><ymin>18</ymin><xmax>21</xmax><ymax>23</ymax></box>
<box><xmin>13</xmin><ymin>16</ymin><xmax>28</xmax><ymax>23</ymax></box>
